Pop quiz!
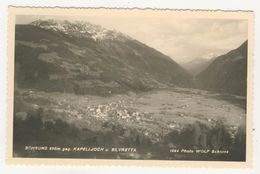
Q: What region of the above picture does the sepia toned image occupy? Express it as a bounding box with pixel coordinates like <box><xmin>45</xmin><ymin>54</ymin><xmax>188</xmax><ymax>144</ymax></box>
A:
<box><xmin>6</xmin><ymin>7</ymin><xmax>254</xmax><ymax>167</ymax></box>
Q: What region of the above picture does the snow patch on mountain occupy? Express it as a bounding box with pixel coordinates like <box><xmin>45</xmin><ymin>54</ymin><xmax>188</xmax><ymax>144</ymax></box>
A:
<box><xmin>30</xmin><ymin>19</ymin><xmax>132</xmax><ymax>41</ymax></box>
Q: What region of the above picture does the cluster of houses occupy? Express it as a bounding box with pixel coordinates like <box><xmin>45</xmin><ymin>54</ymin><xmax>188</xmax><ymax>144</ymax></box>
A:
<box><xmin>51</xmin><ymin>98</ymin><xmax>158</xmax><ymax>127</ymax></box>
<box><xmin>84</xmin><ymin>101</ymin><xmax>154</xmax><ymax>125</ymax></box>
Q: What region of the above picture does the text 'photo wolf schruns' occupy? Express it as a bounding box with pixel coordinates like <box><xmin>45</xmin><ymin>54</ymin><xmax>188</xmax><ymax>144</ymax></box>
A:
<box><xmin>13</xmin><ymin>15</ymin><xmax>248</xmax><ymax>161</ymax></box>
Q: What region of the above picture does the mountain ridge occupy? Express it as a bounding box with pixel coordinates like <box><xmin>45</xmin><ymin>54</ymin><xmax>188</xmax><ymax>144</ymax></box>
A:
<box><xmin>15</xmin><ymin>19</ymin><xmax>192</xmax><ymax>96</ymax></box>
<box><xmin>181</xmin><ymin>58</ymin><xmax>215</xmax><ymax>76</ymax></box>
<box><xmin>195</xmin><ymin>41</ymin><xmax>248</xmax><ymax>96</ymax></box>
<box><xmin>30</xmin><ymin>19</ymin><xmax>132</xmax><ymax>41</ymax></box>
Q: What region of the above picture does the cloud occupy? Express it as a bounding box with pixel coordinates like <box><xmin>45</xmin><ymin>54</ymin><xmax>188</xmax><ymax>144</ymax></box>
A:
<box><xmin>131</xmin><ymin>19</ymin><xmax>248</xmax><ymax>63</ymax></box>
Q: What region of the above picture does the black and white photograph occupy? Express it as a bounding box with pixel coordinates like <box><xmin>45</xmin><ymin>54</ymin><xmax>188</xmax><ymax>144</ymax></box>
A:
<box><xmin>10</xmin><ymin>9</ymin><xmax>252</xmax><ymax>163</ymax></box>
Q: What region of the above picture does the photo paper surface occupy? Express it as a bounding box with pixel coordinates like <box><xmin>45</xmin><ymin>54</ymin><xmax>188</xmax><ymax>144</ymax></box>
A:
<box><xmin>6</xmin><ymin>7</ymin><xmax>254</xmax><ymax>167</ymax></box>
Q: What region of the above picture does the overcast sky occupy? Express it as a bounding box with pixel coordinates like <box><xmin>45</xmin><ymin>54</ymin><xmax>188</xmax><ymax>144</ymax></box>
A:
<box><xmin>16</xmin><ymin>15</ymin><xmax>248</xmax><ymax>64</ymax></box>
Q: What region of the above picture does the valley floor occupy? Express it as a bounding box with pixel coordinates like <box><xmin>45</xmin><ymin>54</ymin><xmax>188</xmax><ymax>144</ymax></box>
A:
<box><xmin>13</xmin><ymin>87</ymin><xmax>247</xmax><ymax>161</ymax></box>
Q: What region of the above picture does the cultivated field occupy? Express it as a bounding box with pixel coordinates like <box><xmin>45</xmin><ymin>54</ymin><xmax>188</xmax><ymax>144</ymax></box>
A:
<box><xmin>13</xmin><ymin>87</ymin><xmax>246</xmax><ymax>160</ymax></box>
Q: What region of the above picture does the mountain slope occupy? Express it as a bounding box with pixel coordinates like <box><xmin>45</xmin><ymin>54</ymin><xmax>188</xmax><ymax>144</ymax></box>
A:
<box><xmin>181</xmin><ymin>58</ymin><xmax>214</xmax><ymax>76</ymax></box>
<box><xmin>15</xmin><ymin>19</ymin><xmax>191</xmax><ymax>96</ymax></box>
<box><xmin>195</xmin><ymin>41</ymin><xmax>248</xmax><ymax>96</ymax></box>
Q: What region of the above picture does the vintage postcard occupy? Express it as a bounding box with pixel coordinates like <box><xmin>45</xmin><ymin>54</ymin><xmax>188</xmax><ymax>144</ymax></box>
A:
<box><xmin>6</xmin><ymin>7</ymin><xmax>254</xmax><ymax>167</ymax></box>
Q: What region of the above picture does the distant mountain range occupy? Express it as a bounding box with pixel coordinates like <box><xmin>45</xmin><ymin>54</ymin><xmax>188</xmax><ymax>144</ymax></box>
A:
<box><xmin>195</xmin><ymin>41</ymin><xmax>248</xmax><ymax>96</ymax></box>
<box><xmin>181</xmin><ymin>58</ymin><xmax>215</xmax><ymax>75</ymax></box>
<box><xmin>15</xmin><ymin>19</ymin><xmax>191</xmax><ymax>96</ymax></box>
<box><xmin>14</xmin><ymin>19</ymin><xmax>248</xmax><ymax>96</ymax></box>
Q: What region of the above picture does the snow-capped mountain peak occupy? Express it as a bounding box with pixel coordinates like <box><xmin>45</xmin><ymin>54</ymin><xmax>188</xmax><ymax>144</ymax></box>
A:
<box><xmin>30</xmin><ymin>19</ymin><xmax>131</xmax><ymax>41</ymax></box>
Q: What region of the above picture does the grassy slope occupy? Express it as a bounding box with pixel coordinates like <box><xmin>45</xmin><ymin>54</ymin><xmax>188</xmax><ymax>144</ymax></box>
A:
<box><xmin>15</xmin><ymin>25</ymin><xmax>191</xmax><ymax>96</ymax></box>
<box><xmin>195</xmin><ymin>41</ymin><xmax>248</xmax><ymax>96</ymax></box>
